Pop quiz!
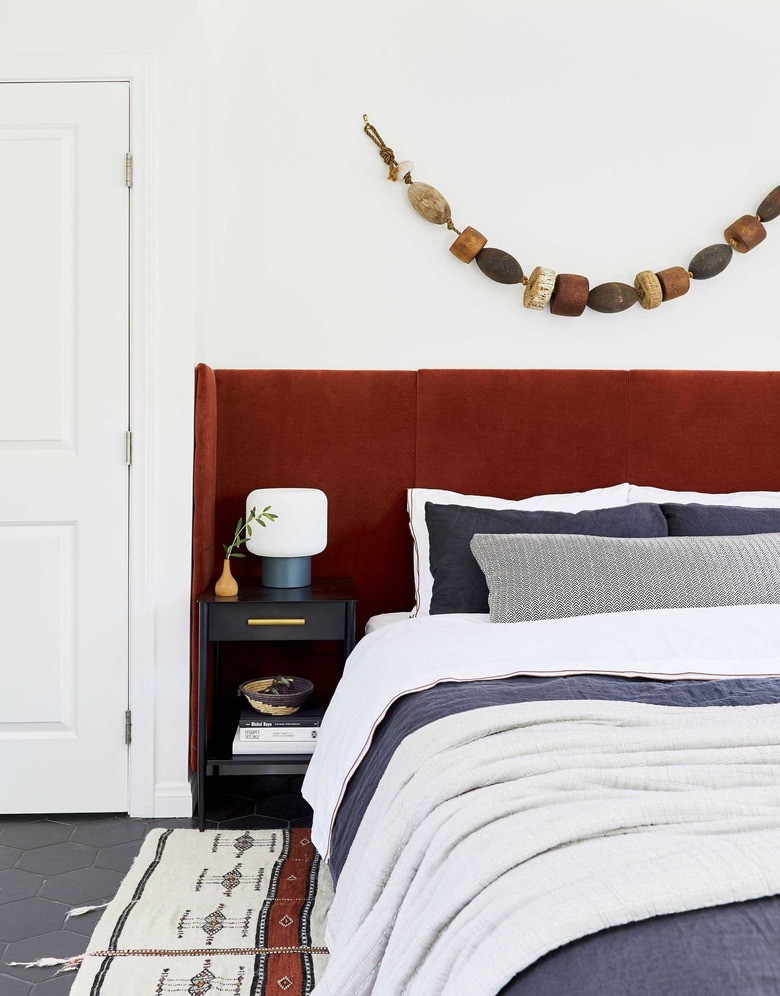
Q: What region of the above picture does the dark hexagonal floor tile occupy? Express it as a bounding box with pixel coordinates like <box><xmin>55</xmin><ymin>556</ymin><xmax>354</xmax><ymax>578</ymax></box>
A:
<box><xmin>142</xmin><ymin>818</ymin><xmax>201</xmax><ymax>831</ymax></box>
<box><xmin>70</xmin><ymin>820</ymin><xmax>147</xmax><ymax>848</ymax></box>
<box><xmin>31</xmin><ymin>972</ymin><xmax>75</xmax><ymax>993</ymax></box>
<box><xmin>255</xmin><ymin>792</ymin><xmax>312</xmax><ymax>822</ymax></box>
<box><xmin>16</xmin><ymin>844</ymin><xmax>96</xmax><ymax>876</ymax></box>
<box><xmin>0</xmin><ymin>898</ymin><xmax>69</xmax><ymax>942</ymax></box>
<box><xmin>217</xmin><ymin>815</ymin><xmax>288</xmax><ymax>831</ymax></box>
<box><xmin>0</xmin><ymin>971</ymin><xmax>32</xmax><ymax>994</ymax></box>
<box><xmin>46</xmin><ymin>813</ymin><xmax>125</xmax><ymax>827</ymax></box>
<box><xmin>40</xmin><ymin>867</ymin><xmax>123</xmax><ymax>908</ymax></box>
<box><xmin>0</xmin><ymin>824</ymin><xmax>72</xmax><ymax>851</ymax></box>
<box><xmin>198</xmin><ymin>793</ymin><xmax>255</xmax><ymax>823</ymax></box>
<box><xmin>0</xmin><ymin>844</ymin><xmax>22</xmax><ymax>871</ymax></box>
<box><xmin>93</xmin><ymin>838</ymin><xmax>144</xmax><ymax>873</ymax></box>
<box><xmin>0</xmin><ymin>869</ymin><xmax>45</xmax><ymax>905</ymax></box>
<box><xmin>3</xmin><ymin>929</ymin><xmax>84</xmax><ymax>982</ymax></box>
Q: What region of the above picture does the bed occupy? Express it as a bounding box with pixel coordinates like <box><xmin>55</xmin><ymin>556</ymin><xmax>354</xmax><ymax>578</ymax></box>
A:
<box><xmin>191</xmin><ymin>367</ymin><xmax>780</xmax><ymax>994</ymax></box>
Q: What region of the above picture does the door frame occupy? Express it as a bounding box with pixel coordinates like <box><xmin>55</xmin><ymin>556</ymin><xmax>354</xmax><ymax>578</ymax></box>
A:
<box><xmin>0</xmin><ymin>57</ymin><xmax>167</xmax><ymax>817</ymax></box>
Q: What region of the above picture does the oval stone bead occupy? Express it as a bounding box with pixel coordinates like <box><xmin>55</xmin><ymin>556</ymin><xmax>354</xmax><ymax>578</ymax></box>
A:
<box><xmin>688</xmin><ymin>244</ymin><xmax>733</xmax><ymax>280</ymax></box>
<box><xmin>407</xmin><ymin>182</ymin><xmax>451</xmax><ymax>224</ymax></box>
<box><xmin>587</xmin><ymin>282</ymin><xmax>638</xmax><ymax>313</ymax></box>
<box><xmin>475</xmin><ymin>247</ymin><xmax>523</xmax><ymax>284</ymax></box>
<box><xmin>756</xmin><ymin>185</ymin><xmax>780</xmax><ymax>223</ymax></box>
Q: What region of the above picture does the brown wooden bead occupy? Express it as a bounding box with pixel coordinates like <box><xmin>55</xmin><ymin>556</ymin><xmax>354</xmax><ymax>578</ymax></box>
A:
<box><xmin>407</xmin><ymin>182</ymin><xmax>451</xmax><ymax>225</ymax></box>
<box><xmin>634</xmin><ymin>270</ymin><xmax>663</xmax><ymax>310</ymax></box>
<box><xmin>550</xmin><ymin>273</ymin><xmax>589</xmax><ymax>317</ymax></box>
<box><xmin>449</xmin><ymin>226</ymin><xmax>487</xmax><ymax>263</ymax></box>
<box><xmin>756</xmin><ymin>185</ymin><xmax>780</xmax><ymax>223</ymax></box>
<box><xmin>656</xmin><ymin>266</ymin><xmax>690</xmax><ymax>301</ymax></box>
<box><xmin>688</xmin><ymin>244</ymin><xmax>733</xmax><ymax>280</ymax></box>
<box><xmin>724</xmin><ymin>214</ymin><xmax>766</xmax><ymax>253</ymax></box>
<box><xmin>587</xmin><ymin>282</ymin><xmax>638</xmax><ymax>313</ymax></box>
<box><xmin>475</xmin><ymin>247</ymin><xmax>523</xmax><ymax>284</ymax></box>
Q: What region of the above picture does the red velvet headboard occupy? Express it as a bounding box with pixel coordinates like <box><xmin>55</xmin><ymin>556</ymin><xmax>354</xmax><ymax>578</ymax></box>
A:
<box><xmin>190</xmin><ymin>366</ymin><xmax>780</xmax><ymax>768</ymax></box>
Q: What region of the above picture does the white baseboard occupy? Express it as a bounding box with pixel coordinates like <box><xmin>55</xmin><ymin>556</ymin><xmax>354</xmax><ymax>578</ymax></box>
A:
<box><xmin>153</xmin><ymin>780</ymin><xmax>194</xmax><ymax>818</ymax></box>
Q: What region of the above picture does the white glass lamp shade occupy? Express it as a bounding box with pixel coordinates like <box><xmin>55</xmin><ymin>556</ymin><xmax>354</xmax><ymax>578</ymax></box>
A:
<box><xmin>245</xmin><ymin>488</ymin><xmax>327</xmax><ymax>558</ymax></box>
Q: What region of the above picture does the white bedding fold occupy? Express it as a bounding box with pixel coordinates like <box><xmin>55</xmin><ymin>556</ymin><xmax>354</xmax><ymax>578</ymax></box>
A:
<box><xmin>313</xmin><ymin>698</ymin><xmax>780</xmax><ymax>995</ymax></box>
<box><xmin>302</xmin><ymin>604</ymin><xmax>780</xmax><ymax>858</ymax></box>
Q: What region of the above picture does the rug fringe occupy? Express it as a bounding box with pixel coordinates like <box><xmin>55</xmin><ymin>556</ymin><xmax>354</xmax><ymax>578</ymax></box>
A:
<box><xmin>66</xmin><ymin>902</ymin><xmax>109</xmax><ymax>919</ymax></box>
<box><xmin>7</xmin><ymin>955</ymin><xmax>84</xmax><ymax>974</ymax></box>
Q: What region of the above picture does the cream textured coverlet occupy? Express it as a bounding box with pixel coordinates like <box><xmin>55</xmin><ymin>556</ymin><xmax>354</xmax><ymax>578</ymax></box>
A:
<box><xmin>314</xmin><ymin>699</ymin><xmax>780</xmax><ymax>996</ymax></box>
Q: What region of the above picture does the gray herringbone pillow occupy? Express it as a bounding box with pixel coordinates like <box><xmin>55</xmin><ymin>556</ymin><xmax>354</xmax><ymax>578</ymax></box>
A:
<box><xmin>470</xmin><ymin>532</ymin><xmax>780</xmax><ymax>623</ymax></box>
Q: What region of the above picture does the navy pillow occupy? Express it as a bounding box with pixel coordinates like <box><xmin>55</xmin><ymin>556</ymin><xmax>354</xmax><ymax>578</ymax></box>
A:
<box><xmin>662</xmin><ymin>502</ymin><xmax>780</xmax><ymax>536</ymax></box>
<box><xmin>426</xmin><ymin>502</ymin><xmax>668</xmax><ymax>615</ymax></box>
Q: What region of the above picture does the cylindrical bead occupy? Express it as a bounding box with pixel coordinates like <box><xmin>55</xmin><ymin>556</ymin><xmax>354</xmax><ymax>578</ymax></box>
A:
<box><xmin>523</xmin><ymin>267</ymin><xmax>556</xmax><ymax>311</ymax></box>
<box><xmin>407</xmin><ymin>182</ymin><xmax>451</xmax><ymax>224</ymax></box>
<box><xmin>449</xmin><ymin>226</ymin><xmax>487</xmax><ymax>263</ymax></box>
<box><xmin>756</xmin><ymin>185</ymin><xmax>780</xmax><ymax>223</ymax></box>
<box><xmin>724</xmin><ymin>214</ymin><xmax>766</xmax><ymax>253</ymax></box>
<box><xmin>475</xmin><ymin>248</ymin><xmax>523</xmax><ymax>284</ymax></box>
<box><xmin>587</xmin><ymin>282</ymin><xmax>638</xmax><ymax>313</ymax></box>
<box><xmin>688</xmin><ymin>244</ymin><xmax>733</xmax><ymax>280</ymax></box>
<box><xmin>550</xmin><ymin>273</ymin><xmax>589</xmax><ymax>317</ymax></box>
<box><xmin>655</xmin><ymin>266</ymin><xmax>690</xmax><ymax>301</ymax></box>
<box><xmin>634</xmin><ymin>270</ymin><xmax>663</xmax><ymax>310</ymax></box>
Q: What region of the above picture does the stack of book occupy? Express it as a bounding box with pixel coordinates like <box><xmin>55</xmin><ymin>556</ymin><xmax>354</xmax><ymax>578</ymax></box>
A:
<box><xmin>231</xmin><ymin>702</ymin><xmax>325</xmax><ymax>756</ymax></box>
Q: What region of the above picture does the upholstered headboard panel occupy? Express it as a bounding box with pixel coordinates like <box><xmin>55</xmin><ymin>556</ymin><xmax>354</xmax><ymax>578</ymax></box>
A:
<box><xmin>190</xmin><ymin>366</ymin><xmax>780</xmax><ymax>768</ymax></box>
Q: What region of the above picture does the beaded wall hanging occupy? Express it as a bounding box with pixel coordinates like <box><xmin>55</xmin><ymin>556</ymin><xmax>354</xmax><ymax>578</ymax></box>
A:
<box><xmin>363</xmin><ymin>116</ymin><xmax>780</xmax><ymax>317</ymax></box>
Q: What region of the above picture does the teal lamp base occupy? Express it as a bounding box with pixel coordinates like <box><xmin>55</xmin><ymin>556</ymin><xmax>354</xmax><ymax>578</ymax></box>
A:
<box><xmin>261</xmin><ymin>556</ymin><xmax>311</xmax><ymax>588</ymax></box>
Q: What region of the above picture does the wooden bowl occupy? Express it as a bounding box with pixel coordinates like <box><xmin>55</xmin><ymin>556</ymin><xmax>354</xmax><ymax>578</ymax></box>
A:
<box><xmin>238</xmin><ymin>677</ymin><xmax>314</xmax><ymax>716</ymax></box>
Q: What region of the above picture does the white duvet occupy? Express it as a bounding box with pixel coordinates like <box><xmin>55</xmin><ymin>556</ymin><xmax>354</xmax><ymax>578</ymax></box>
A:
<box><xmin>302</xmin><ymin>604</ymin><xmax>780</xmax><ymax>859</ymax></box>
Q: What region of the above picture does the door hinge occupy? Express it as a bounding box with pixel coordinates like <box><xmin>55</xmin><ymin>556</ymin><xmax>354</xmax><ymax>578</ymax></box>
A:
<box><xmin>125</xmin><ymin>709</ymin><xmax>132</xmax><ymax>746</ymax></box>
<box><xmin>125</xmin><ymin>430</ymin><xmax>132</xmax><ymax>466</ymax></box>
<box><xmin>125</xmin><ymin>152</ymin><xmax>133</xmax><ymax>188</ymax></box>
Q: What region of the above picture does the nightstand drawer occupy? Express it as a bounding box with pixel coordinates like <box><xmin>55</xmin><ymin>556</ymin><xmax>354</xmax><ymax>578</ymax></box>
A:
<box><xmin>207</xmin><ymin>601</ymin><xmax>347</xmax><ymax>641</ymax></box>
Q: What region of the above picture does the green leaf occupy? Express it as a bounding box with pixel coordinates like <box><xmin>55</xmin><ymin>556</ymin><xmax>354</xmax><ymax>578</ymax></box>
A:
<box><xmin>246</xmin><ymin>525</ymin><xmax>252</xmax><ymax>537</ymax></box>
<box><xmin>222</xmin><ymin>543</ymin><xmax>229</xmax><ymax>555</ymax></box>
<box><xmin>259</xmin><ymin>520</ymin><xmax>267</xmax><ymax>527</ymax></box>
<box><xmin>232</xmin><ymin>552</ymin><xmax>246</xmax><ymax>558</ymax></box>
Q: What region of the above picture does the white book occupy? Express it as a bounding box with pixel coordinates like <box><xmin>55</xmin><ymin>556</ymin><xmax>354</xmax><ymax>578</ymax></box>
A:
<box><xmin>238</xmin><ymin>725</ymin><xmax>319</xmax><ymax>744</ymax></box>
<box><xmin>232</xmin><ymin>727</ymin><xmax>317</xmax><ymax>756</ymax></box>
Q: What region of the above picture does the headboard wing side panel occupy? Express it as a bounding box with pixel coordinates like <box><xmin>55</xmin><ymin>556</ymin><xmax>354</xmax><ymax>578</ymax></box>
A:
<box><xmin>190</xmin><ymin>363</ymin><xmax>219</xmax><ymax>770</ymax></box>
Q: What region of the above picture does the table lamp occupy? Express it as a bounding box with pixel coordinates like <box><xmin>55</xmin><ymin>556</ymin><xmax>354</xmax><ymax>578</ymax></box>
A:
<box><xmin>245</xmin><ymin>488</ymin><xmax>327</xmax><ymax>587</ymax></box>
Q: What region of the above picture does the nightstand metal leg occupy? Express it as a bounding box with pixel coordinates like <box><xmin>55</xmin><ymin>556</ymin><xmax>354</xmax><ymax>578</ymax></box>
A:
<box><xmin>197</xmin><ymin>601</ymin><xmax>208</xmax><ymax>831</ymax></box>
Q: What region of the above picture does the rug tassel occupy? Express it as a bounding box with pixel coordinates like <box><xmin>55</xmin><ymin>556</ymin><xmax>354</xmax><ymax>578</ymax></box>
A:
<box><xmin>66</xmin><ymin>902</ymin><xmax>109</xmax><ymax>919</ymax></box>
<box><xmin>7</xmin><ymin>955</ymin><xmax>84</xmax><ymax>974</ymax></box>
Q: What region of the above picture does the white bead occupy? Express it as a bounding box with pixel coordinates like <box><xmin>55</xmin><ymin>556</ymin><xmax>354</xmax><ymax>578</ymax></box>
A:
<box><xmin>392</xmin><ymin>160</ymin><xmax>413</xmax><ymax>181</ymax></box>
<box><xmin>523</xmin><ymin>266</ymin><xmax>556</xmax><ymax>310</ymax></box>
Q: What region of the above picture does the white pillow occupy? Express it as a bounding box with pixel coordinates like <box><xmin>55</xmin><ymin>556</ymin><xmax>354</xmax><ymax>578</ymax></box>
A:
<box><xmin>408</xmin><ymin>483</ymin><xmax>630</xmax><ymax>616</ymax></box>
<box><xmin>628</xmin><ymin>485</ymin><xmax>780</xmax><ymax>507</ymax></box>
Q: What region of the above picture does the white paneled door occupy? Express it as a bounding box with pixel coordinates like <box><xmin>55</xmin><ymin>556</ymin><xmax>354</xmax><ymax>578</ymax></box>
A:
<box><xmin>0</xmin><ymin>83</ymin><xmax>130</xmax><ymax>812</ymax></box>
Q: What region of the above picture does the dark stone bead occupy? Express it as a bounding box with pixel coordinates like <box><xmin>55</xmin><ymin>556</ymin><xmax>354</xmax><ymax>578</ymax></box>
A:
<box><xmin>688</xmin><ymin>244</ymin><xmax>733</xmax><ymax>280</ymax></box>
<box><xmin>475</xmin><ymin>247</ymin><xmax>523</xmax><ymax>284</ymax></box>
<box><xmin>757</xmin><ymin>185</ymin><xmax>780</xmax><ymax>223</ymax></box>
<box><xmin>586</xmin><ymin>282</ymin><xmax>638</xmax><ymax>313</ymax></box>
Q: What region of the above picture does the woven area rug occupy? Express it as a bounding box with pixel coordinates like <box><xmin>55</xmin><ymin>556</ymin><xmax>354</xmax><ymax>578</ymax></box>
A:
<box><xmin>70</xmin><ymin>828</ymin><xmax>332</xmax><ymax>995</ymax></box>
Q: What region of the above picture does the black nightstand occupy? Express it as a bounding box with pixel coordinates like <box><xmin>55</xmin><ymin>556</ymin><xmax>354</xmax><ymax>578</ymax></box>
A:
<box><xmin>196</xmin><ymin>577</ymin><xmax>356</xmax><ymax>830</ymax></box>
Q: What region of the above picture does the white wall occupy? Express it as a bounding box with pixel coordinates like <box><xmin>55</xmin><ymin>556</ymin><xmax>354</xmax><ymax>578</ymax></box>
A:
<box><xmin>3</xmin><ymin>0</ymin><xmax>780</xmax><ymax>816</ymax></box>
<box><xmin>197</xmin><ymin>0</ymin><xmax>780</xmax><ymax>371</ymax></box>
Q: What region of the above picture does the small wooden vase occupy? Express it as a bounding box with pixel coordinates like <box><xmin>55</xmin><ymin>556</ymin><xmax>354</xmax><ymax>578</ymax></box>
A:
<box><xmin>215</xmin><ymin>558</ymin><xmax>238</xmax><ymax>597</ymax></box>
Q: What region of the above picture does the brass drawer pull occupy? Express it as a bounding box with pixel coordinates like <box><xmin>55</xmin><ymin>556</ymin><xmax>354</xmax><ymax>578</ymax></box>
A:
<box><xmin>247</xmin><ymin>618</ymin><xmax>306</xmax><ymax>626</ymax></box>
